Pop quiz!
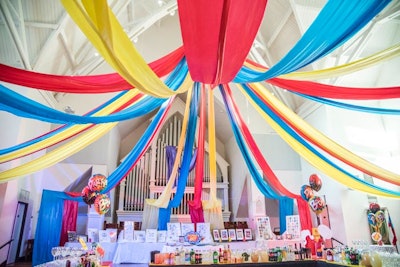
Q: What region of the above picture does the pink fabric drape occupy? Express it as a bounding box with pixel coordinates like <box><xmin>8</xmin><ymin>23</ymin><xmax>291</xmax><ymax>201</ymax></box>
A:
<box><xmin>0</xmin><ymin>47</ymin><xmax>184</xmax><ymax>93</ymax></box>
<box><xmin>189</xmin><ymin>85</ymin><xmax>206</xmax><ymax>223</ymax></box>
<box><xmin>59</xmin><ymin>199</ymin><xmax>79</xmax><ymax>246</ymax></box>
<box><xmin>178</xmin><ymin>0</ymin><xmax>267</xmax><ymax>83</ymax></box>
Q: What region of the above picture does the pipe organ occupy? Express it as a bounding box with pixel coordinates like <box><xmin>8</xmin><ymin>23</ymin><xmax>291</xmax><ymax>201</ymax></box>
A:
<box><xmin>117</xmin><ymin>109</ymin><xmax>231</xmax><ymax>224</ymax></box>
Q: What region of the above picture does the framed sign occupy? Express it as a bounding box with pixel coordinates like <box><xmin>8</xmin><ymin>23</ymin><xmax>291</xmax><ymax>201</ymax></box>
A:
<box><xmin>244</xmin><ymin>229</ymin><xmax>252</xmax><ymax>240</ymax></box>
<box><xmin>220</xmin><ymin>229</ymin><xmax>229</xmax><ymax>241</ymax></box>
<box><xmin>236</xmin><ymin>229</ymin><xmax>244</xmax><ymax>241</ymax></box>
<box><xmin>228</xmin><ymin>229</ymin><xmax>237</xmax><ymax>241</ymax></box>
<box><xmin>212</xmin><ymin>230</ymin><xmax>220</xmax><ymax>242</ymax></box>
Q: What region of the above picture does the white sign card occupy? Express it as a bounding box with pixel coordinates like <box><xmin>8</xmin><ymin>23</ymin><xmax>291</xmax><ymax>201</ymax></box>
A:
<box><xmin>134</xmin><ymin>230</ymin><xmax>146</xmax><ymax>242</ymax></box>
<box><xmin>98</xmin><ymin>230</ymin><xmax>110</xmax><ymax>243</ymax></box>
<box><xmin>157</xmin><ymin>230</ymin><xmax>167</xmax><ymax>243</ymax></box>
<box><xmin>196</xmin><ymin>223</ymin><xmax>212</xmax><ymax>243</ymax></box>
<box><xmin>286</xmin><ymin>215</ymin><xmax>301</xmax><ymax>239</ymax></box>
<box><xmin>124</xmin><ymin>221</ymin><xmax>135</xmax><ymax>241</ymax></box>
<box><xmin>166</xmin><ymin>222</ymin><xmax>181</xmax><ymax>243</ymax></box>
<box><xmin>87</xmin><ymin>228</ymin><xmax>99</xmax><ymax>243</ymax></box>
<box><xmin>181</xmin><ymin>223</ymin><xmax>195</xmax><ymax>235</ymax></box>
<box><xmin>145</xmin><ymin>229</ymin><xmax>158</xmax><ymax>243</ymax></box>
<box><xmin>255</xmin><ymin>216</ymin><xmax>273</xmax><ymax>240</ymax></box>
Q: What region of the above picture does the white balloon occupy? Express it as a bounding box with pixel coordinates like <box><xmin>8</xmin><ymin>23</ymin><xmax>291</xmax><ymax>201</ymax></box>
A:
<box><xmin>317</xmin><ymin>224</ymin><xmax>332</xmax><ymax>239</ymax></box>
<box><xmin>300</xmin><ymin>229</ymin><xmax>312</xmax><ymax>241</ymax></box>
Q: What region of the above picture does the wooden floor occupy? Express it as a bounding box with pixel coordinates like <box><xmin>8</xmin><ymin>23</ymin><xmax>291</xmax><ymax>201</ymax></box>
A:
<box><xmin>6</xmin><ymin>261</ymin><xmax>32</xmax><ymax>267</ymax></box>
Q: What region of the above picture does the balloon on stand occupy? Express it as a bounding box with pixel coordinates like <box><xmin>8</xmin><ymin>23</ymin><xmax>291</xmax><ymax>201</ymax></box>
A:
<box><xmin>309</xmin><ymin>173</ymin><xmax>322</xmax><ymax>191</ymax></box>
<box><xmin>94</xmin><ymin>194</ymin><xmax>111</xmax><ymax>215</ymax></box>
<box><xmin>375</xmin><ymin>210</ymin><xmax>385</xmax><ymax>224</ymax></box>
<box><xmin>308</xmin><ymin>196</ymin><xmax>326</xmax><ymax>215</ymax></box>
<box><xmin>300</xmin><ymin>184</ymin><xmax>314</xmax><ymax>201</ymax></box>
<box><xmin>369</xmin><ymin>202</ymin><xmax>380</xmax><ymax>213</ymax></box>
<box><xmin>88</xmin><ymin>174</ymin><xmax>107</xmax><ymax>192</ymax></box>
<box><xmin>368</xmin><ymin>212</ymin><xmax>376</xmax><ymax>226</ymax></box>
<box><xmin>82</xmin><ymin>186</ymin><xmax>98</xmax><ymax>205</ymax></box>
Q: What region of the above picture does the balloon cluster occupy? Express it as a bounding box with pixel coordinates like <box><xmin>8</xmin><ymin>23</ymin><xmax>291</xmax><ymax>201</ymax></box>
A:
<box><xmin>367</xmin><ymin>203</ymin><xmax>386</xmax><ymax>244</ymax></box>
<box><xmin>300</xmin><ymin>174</ymin><xmax>326</xmax><ymax>215</ymax></box>
<box><xmin>81</xmin><ymin>174</ymin><xmax>110</xmax><ymax>215</ymax></box>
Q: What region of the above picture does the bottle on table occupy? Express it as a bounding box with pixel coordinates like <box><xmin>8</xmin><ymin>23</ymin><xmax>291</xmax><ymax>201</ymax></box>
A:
<box><xmin>227</xmin><ymin>245</ymin><xmax>232</xmax><ymax>263</ymax></box>
<box><xmin>190</xmin><ymin>248</ymin><xmax>195</xmax><ymax>264</ymax></box>
<box><xmin>219</xmin><ymin>247</ymin><xmax>224</xmax><ymax>263</ymax></box>
<box><xmin>213</xmin><ymin>250</ymin><xmax>219</xmax><ymax>264</ymax></box>
<box><xmin>294</xmin><ymin>244</ymin><xmax>300</xmax><ymax>261</ymax></box>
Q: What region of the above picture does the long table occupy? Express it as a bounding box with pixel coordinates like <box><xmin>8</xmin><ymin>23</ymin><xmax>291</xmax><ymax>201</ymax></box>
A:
<box><xmin>66</xmin><ymin>240</ymin><xmax>306</xmax><ymax>264</ymax></box>
<box><xmin>112</xmin><ymin>241</ymin><xmax>165</xmax><ymax>264</ymax></box>
<box><xmin>150</xmin><ymin>260</ymin><xmax>350</xmax><ymax>267</ymax></box>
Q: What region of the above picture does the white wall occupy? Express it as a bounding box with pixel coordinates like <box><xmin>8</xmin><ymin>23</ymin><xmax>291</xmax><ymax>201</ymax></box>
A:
<box><xmin>301</xmin><ymin>102</ymin><xmax>400</xmax><ymax>250</ymax></box>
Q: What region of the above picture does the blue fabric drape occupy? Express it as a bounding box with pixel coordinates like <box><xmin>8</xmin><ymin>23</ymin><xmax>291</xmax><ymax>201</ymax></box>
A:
<box><xmin>235</xmin><ymin>0</ymin><xmax>391</xmax><ymax>82</ymax></box>
<box><xmin>166</xmin><ymin>146</ymin><xmax>177</xmax><ymax>178</ymax></box>
<box><xmin>158</xmin><ymin>82</ymin><xmax>200</xmax><ymax>230</ymax></box>
<box><xmin>166</xmin><ymin>146</ymin><xmax>198</xmax><ymax>182</ymax></box>
<box><xmin>279</xmin><ymin>197</ymin><xmax>294</xmax><ymax>234</ymax></box>
<box><xmin>103</xmin><ymin>60</ymin><xmax>189</xmax><ymax>191</ymax></box>
<box><xmin>33</xmin><ymin>190</ymin><xmax>82</xmax><ymax>266</ymax></box>
<box><xmin>0</xmin><ymin>91</ymin><xmax>129</xmax><ymax>155</ymax></box>
<box><xmin>241</xmin><ymin>83</ymin><xmax>400</xmax><ymax>197</ymax></box>
<box><xmin>295</xmin><ymin>93</ymin><xmax>400</xmax><ymax>115</ymax></box>
<box><xmin>219</xmin><ymin>85</ymin><xmax>281</xmax><ymax>199</ymax></box>
<box><xmin>0</xmin><ymin>58</ymin><xmax>188</xmax><ymax>125</ymax></box>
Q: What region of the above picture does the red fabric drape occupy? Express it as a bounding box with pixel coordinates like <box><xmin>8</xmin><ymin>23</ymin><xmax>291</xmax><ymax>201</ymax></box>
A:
<box><xmin>246</xmin><ymin>59</ymin><xmax>400</xmax><ymax>100</ymax></box>
<box><xmin>296</xmin><ymin>198</ymin><xmax>313</xmax><ymax>232</ymax></box>
<box><xmin>0</xmin><ymin>47</ymin><xmax>184</xmax><ymax>93</ymax></box>
<box><xmin>247</xmin><ymin>83</ymin><xmax>400</xmax><ymax>186</ymax></box>
<box><xmin>178</xmin><ymin>0</ymin><xmax>267</xmax><ymax>84</ymax></box>
<box><xmin>59</xmin><ymin>199</ymin><xmax>79</xmax><ymax>246</ymax></box>
<box><xmin>189</xmin><ymin>84</ymin><xmax>206</xmax><ymax>223</ymax></box>
<box><xmin>223</xmin><ymin>84</ymin><xmax>313</xmax><ymax>231</ymax></box>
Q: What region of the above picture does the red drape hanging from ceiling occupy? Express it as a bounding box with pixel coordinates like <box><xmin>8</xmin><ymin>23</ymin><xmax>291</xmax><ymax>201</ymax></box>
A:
<box><xmin>178</xmin><ymin>0</ymin><xmax>267</xmax><ymax>84</ymax></box>
<box><xmin>189</xmin><ymin>84</ymin><xmax>206</xmax><ymax>223</ymax></box>
<box><xmin>59</xmin><ymin>199</ymin><xmax>79</xmax><ymax>246</ymax></box>
<box><xmin>245</xmin><ymin>59</ymin><xmax>400</xmax><ymax>99</ymax></box>
<box><xmin>0</xmin><ymin>47</ymin><xmax>184</xmax><ymax>93</ymax></box>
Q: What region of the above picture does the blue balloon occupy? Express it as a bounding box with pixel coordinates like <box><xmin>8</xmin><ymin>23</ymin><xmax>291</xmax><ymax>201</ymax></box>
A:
<box><xmin>300</xmin><ymin>184</ymin><xmax>314</xmax><ymax>201</ymax></box>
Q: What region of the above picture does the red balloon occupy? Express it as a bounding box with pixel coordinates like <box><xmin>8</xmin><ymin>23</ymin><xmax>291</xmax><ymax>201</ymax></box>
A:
<box><xmin>94</xmin><ymin>194</ymin><xmax>111</xmax><ymax>215</ymax></box>
<box><xmin>88</xmin><ymin>174</ymin><xmax>107</xmax><ymax>192</ymax></box>
<box><xmin>309</xmin><ymin>174</ymin><xmax>322</xmax><ymax>192</ymax></box>
<box><xmin>369</xmin><ymin>203</ymin><xmax>381</xmax><ymax>213</ymax></box>
<box><xmin>82</xmin><ymin>186</ymin><xmax>97</xmax><ymax>205</ymax></box>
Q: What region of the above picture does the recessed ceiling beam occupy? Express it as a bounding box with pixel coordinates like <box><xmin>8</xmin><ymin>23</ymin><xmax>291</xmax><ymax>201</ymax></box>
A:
<box><xmin>0</xmin><ymin>0</ymin><xmax>31</xmax><ymax>69</ymax></box>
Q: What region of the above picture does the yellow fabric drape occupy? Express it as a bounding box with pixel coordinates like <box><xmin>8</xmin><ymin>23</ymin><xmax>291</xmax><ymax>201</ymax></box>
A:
<box><xmin>0</xmin><ymin>90</ymin><xmax>143</xmax><ymax>163</ymax></box>
<box><xmin>61</xmin><ymin>0</ymin><xmax>189</xmax><ymax>97</ymax></box>
<box><xmin>146</xmin><ymin>85</ymin><xmax>194</xmax><ymax>208</ymax></box>
<box><xmin>202</xmin><ymin>87</ymin><xmax>224</xmax><ymax>230</ymax></box>
<box><xmin>249</xmin><ymin>82</ymin><xmax>400</xmax><ymax>185</ymax></box>
<box><xmin>0</xmin><ymin>122</ymin><xmax>116</xmax><ymax>181</ymax></box>
<box><xmin>245</xmin><ymin>43</ymin><xmax>400</xmax><ymax>80</ymax></box>
<box><xmin>238</xmin><ymin>84</ymin><xmax>400</xmax><ymax>199</ymax></box>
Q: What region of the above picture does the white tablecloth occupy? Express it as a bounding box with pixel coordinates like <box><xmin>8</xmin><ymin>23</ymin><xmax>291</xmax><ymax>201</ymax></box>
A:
<box><xmin>112</xmin><ymin>242</ymin><xmax>165</xmax><ymax>263</ymax></box>
<box><xmin>64</xmin><ymin>242</ymin><xmax>117</xmax><ymax>262</ymax></box>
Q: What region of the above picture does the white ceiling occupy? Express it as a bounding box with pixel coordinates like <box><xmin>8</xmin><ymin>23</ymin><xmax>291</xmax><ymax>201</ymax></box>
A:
<box><xmin>1</xmin><ymin>0</ymin><xmax>400</xmax><ymax>147</ymax></box>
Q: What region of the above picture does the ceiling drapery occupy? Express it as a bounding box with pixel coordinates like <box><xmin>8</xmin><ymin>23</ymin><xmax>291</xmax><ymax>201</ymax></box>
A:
<box><xmin>0</xmin><ymin>0</ymin><xmax>398</xmax><ymax>217</ymax></box>
<box><xmin>177</xmin><ymin>0</ymin><xmax>267</xmax><ymax>84</ymax></box>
